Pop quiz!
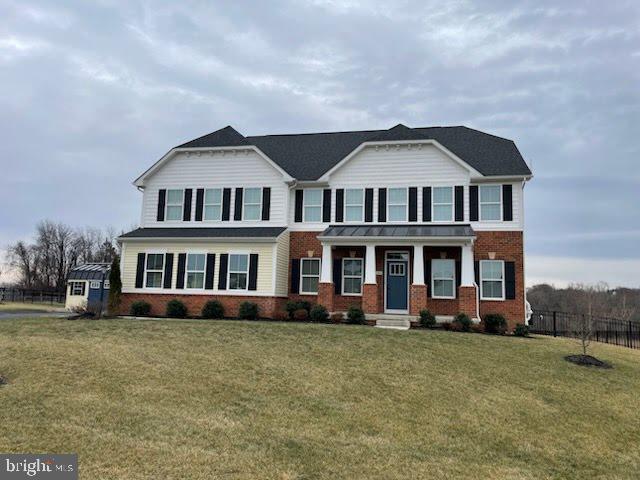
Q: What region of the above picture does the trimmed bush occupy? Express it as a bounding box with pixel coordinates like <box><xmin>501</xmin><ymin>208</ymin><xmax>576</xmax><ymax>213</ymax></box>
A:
<box><xmin>201</xmin><ymin>300</ymin><xmax>224</xmax><ymax>319</ymax></box>
<box><xmin>419</xmin><ymin>309</ymin><xmax>436</xmax><ymax>328</ymax></box>
<box><xmin>239</xmin><ymin>301</ymin><xmax>259</xmax><ymax>320</ymax></box>
<box><xmin>297</xmin><ymin>300</ymin><xmax>312</xmax><ymax>313</ymax></box>
<box><xmin>483</xmin><ymin>313</ymin><xmax>507</xmax><ymax>334</ymax></box>
<box><xmin>130</xmin><ymin>301</ymin><xmax>151</xmax><ymax>317</ymax></box>
<box><xmin>286</xmin><ymin>300</ymin><xmax>312</xmax><ymax>319</ymax></box>
<box><xmin>514</xmin><ymin>323</ymin><xmax>529</xmax><ymax>337</ymax></box>
<box><xmin>331</xmin><ymin>312</ymin><xmax>344</xmax><ymax>324</ymax></box>
<box><xmin>347</xmin><ymin>306</ymin><xmax>365</xmax><ymax>325</ymax></box>
<box><xmin>454</xmin><ymin>313</ymin><xmax>472</xmax><ymax>332</ymax></box>
<box><xmin>272</xmin><ymin>311</ymin><xmax>288</xmax><ymax>322</ymax></box>
<box><xmin>293</xmin><ymin>308</ymin><xmax>309</xmax><ymax>321</ymax></box>
<box><xmin>310</xmin><ymin>304</ymin><xmax>329</xmax><ymax>323</ymax></box>
<box><xmin>441</xmin><ymin>321</ymin><xmax>453</xmax><ymax>331</ymax></box>
<box><xmin>166</xmin><ymin>299</ymin><xmax>187</xmax><ymax>318</ymax></box>
<box><xmin>449</xmin><ymin>321</ymin><xmax>464</xmax><ymax>332</ymax></box>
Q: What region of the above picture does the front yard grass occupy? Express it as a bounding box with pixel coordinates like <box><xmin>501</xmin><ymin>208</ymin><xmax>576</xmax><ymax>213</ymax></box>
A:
<box><xmin>0</xmin><ymin>318</ymin><xmax>639</xmax><ymax>479</ymax></box>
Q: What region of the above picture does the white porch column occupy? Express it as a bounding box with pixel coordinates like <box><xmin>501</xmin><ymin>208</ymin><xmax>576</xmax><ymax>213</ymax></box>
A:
<box><xmin>461</xmin><ymin>242</ymin><xmax>475</xmax><ymax>286</ymax></box>
<box><xmin>364</xmin><ymin>244</ymin><xmax>377</xmax><ymax>284</ymax></box>
<box><xmin>320</xmin><ymin>244</ymin><xmax>333</xmax><ymax>283</ymax></box>
<box><xmin>412</xmin><ymin>244</ymin><xmax>425</xmax><ymax>285</ymax></box>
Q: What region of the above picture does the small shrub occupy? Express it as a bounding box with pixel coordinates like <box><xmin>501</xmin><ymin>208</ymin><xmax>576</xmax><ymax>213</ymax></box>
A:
<box><xmin>272</xmin><ymin>311</ymin><xmax>288</xmax><ymax>322</ymax></box>
<box><xmin>293</xmin><ymin>308</ymin><xmax>309</xmax><ymax>321</ymax></box>
<box><xmin>201</xmin><ymin>300</ymin><xmax>224</xmax><ymax>319</ymax></box>
<box><xmin>331</xmin><ymin>312</ymin><xmax>344</xmax><ymax>324</ymax></box>
<box><xmin>239</xmin><ymin>301</ymin><xmax>259</xmax><ymax>320</ymax></box>
<box><xmin>166</xmin><ymin>299</ymin><xmax>187</xmax><ymax>318</ymax></box>
<box><xmin>297</xmin><ymin>300</ymin><xmax>312</xmax><ymax>313</ymax></box>
<box><xmin>441</xmin><ymin>321</ymin><xmax>452</xmax><ymax>331</ymax></box>
<box><xmin>484</xmin><ymin>313</ymin><xmax>507</xmax><ymax>334</ymax></box>
<box><xmin>514</xmin><ymin>323</ymin><xmax>529</xmax><ymax>337</ymax></box>
<box><xmin>310</xmin><ymin>304</ymin><xmax>329</xmax><ymax>323</ymax></box>
<box><xmin>449</xmin><ymin>321</ymin><xmax>464</xmax><ymax>332</ymax></box>
<box><xmin>130</xmin><ymin>301</ymin><xmax>151</xmax><ymax>316</ymax></box>
<box><xmin>454</xmin><ymin>313</ymin><xmax>472</xmax><ymax>332</ymax></box>
<box><xmin>470</xmin><ymin>323</ymin><xmax>485</xmax><ymax>334</ymax></box>
<box><xmin>347</xmin><ymin>306</ymin><xmax>365</xmax><ymax>325</ymax></box>
<box><xmin>285</xmin><ymin>300</ymin><xmax>312</xmax><ymax>319</ymax></box>
<box><xmin>419</xmin><ymin>309</ymin><xmax>436</xmax><ymax>328</ymax></box>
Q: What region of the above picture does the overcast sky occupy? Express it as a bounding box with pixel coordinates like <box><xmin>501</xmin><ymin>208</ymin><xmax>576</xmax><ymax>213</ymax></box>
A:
<box><xmin>1</xmin><ymin>0</ymin><xmax>639</xmax><ymax>287</ymax></box>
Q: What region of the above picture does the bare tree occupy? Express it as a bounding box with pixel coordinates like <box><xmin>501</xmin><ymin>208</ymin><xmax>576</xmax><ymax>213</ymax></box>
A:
<box><xmin>7</xmin><ymin>241</ymin><xmax>36</xmax><ymax>288</ymax></box>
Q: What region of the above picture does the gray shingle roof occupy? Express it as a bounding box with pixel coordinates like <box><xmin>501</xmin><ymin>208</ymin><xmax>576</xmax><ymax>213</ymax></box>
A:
<box><xmin>319</xmin><ymin>224</ymin><xmax>475</xmax><ymax>238</ymax></box>
<box><xmin>175</xmin><ymin>124</ymin><xmax>531</xmax><ymax>180</ymax></box>
<box><xmin>68</xmin><ymin>263</ymin><xmax>110</xmax><ymax>280</ymax></box>
<box><xmin>119</xmin><ymin>227</ymin><xmax>287</xmax><ymax>239</ymax></box>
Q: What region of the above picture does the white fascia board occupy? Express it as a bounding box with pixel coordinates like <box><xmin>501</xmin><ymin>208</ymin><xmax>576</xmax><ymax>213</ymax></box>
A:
<box><xmin>471</xmin><ymin>174</ymin><xmax>533</xmax><ymax>183</ymax></box>
<box><xmin>118</xmin><ymin>236</ymin><xmax>280</xmax><ymax>244</ymax></box>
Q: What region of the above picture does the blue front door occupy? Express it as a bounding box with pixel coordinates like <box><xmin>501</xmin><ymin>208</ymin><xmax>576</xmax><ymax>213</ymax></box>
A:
<box><xmin>386</xmin><ymin>254</ymin><xmax>409</xmax><ymax>312</ymax></box>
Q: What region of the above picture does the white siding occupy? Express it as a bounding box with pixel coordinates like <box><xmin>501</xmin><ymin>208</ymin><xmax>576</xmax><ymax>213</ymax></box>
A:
<box><xmin>274</xmin><ymin>230</ymin><xmax>290</xmax><ymax>296</ymax></box>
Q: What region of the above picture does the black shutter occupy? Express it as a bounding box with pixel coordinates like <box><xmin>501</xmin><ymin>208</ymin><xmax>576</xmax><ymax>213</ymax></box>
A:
<box><xmin>425</xmin><ymin>258</ymin><xmax>432</xmax><ymax>298</ymax></box>
<box><xmin>261</xmin><ymin>188</ymin><xmax>271</xmax><ymax>221</ymax></box>
<box><xmin>176</xmin><ymin>253</ymin><xmax>186</xmax><ymax>289</ymax></box>
<box><xmin>333</xmin><ymin>258</ymin><xmax>342</xmax><ymax>294</ymax></box>
<box><xmin>205</xmin><ymin>254</ymin><xmax>216</xmax><ymax>290</ymax></box>
<box><xmin>290</xmin><ymin>259</ymin><xmax>301</xmax><ymax>293</ymax></box>
<box><xmin>378</xmin><ymin>188</ymin><xmax>387</xmax><ymax>222</ymax></box>
<box><xmin>163</xmin><ymin>253</ymin><xmax>174</xmax><ymax>289</ymax></box>
<box><xmin>218</xmin><ymin>254</ymin><xmax>228</xmax><ymax>290</ymax></box>
<box><xmin>183</xmin><ymin>189</ymin><xmax>192</xmax><ymax>221</ymax></box>
<box><xmin>505</xmin><ymin>261</ymin><xmax>516</xmax><ymax>299</ymax></box>
<box><xmin>222</xmin><ymin>188</ymin><xmax>231</xmax><ymax>221</ymax></box>
<box><xmin>234</xmin><ymin>188</ymin><xmax>243</xmax><ymax>221</ymax></box>
<box><xmin>195</xmin><ymin>188</ymin><xmax>204</xmax><ymax>221</ymax></box>
<box><xmin>248</xmin><ymin>254</ymin><xmax>259</xmax><ymax>291</ymax></box>
<box><xmin>470</xmin><ymin>185</ymin><xmax>479</xmax><ymax>221</ymax></box>
<box><xmin>156</xmin><ymin>189</ymin><xmax>166</xmax><ymax>221</ymax></box>
<box><xmin>409</xmin><ymin>187</ymin><xmax>418</xmax><ymax>222</ymax></box>
<box><xmin>455</xmin><ymin>186</ymin><xmax>464</xmax><ymax>222</ymax></box>
<box><xmin>135</xmin><ymin>253</ymin><xmax>146</xmax><ymax>288</ymax></box>
<box><xmin>474</xmin><ymin>261</ymin><xmax>480</xmax><ymax>286</ymax></box>
<box><xmin>503</xmin><ymin>184</ymin><xmax>513</xmax><ymax>221</ymax></box>
<box><xmin>335</xmin><ymin>189</ymin><xmax>344</xmax><ymax>222</ymax></box>
<box><xmin>455</xmin><ymin>260</ymin><xmax>461</xmax><ymax>296</ymax></box>
<box><xmin>422</xmin><ymin>187</ymin><xmax>431</xmax><ymax>222</ymax></box>
<box><xmin>294</xmin><ymin>190</ymin><xmax>303</xmax><ymax>222</ymax></box>
<box><xmin>365</xmin><ymin>188</ymin><xmax>374</xmax><ymax>222</ymax></box>
<box><xmin>322</xmin><ymin>189</ymin><xmax>331</xmax><ymax>222</ymax></box>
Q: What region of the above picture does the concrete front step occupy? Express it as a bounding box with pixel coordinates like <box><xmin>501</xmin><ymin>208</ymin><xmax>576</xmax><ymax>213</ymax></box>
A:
<box><xmin>368</xmin><ymin>313</ymin><xmax>416</xmax><ymax>330</ymax></box>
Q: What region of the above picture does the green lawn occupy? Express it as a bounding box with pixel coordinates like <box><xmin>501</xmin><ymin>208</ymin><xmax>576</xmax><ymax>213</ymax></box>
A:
<box><xmin>0</xmin><ymin>318</ymin><xmax>639</xmax><ymax>479</ymax></box>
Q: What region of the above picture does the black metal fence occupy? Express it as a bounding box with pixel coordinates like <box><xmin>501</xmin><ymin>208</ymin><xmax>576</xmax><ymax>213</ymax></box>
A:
<box><xmin>530</xmin><ymin>310</ymin><xmax>640</xmax><ymax>350</ymax></box>
<box><xmin>0</xmin><ymin>288</ymin><xmax>66</xmax><ymax>305</ymax></box>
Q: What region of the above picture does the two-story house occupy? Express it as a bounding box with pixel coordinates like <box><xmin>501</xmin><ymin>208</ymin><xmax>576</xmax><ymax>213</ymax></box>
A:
<box><xmin>118</xmin><ymin>124</ymin><xmax>532</xmax><ymax>329</ymax></box>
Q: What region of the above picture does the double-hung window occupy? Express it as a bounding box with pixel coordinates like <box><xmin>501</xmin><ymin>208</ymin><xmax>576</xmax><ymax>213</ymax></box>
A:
<box><xmin>431</xmin><ymin>259</ymin><xmax>455</xmax><ymax>298</ymax></box>
<box><xmin>204</xmin><ymin>188</ymin><xmax>222</xmax><ymax>221</ymax></box>
<box><xmin>166</xmin><ymin>189</ymin><xmax>184</xmax><ymax>221</ymax></box>
<box><xmin>480</xmin><ymin>260</ymin><xmax>504</xmax><ymax>300</ymax></box>
<box><xmin>433</xmin><ymin>187</ymin><xmax>454</xmax><ymax>222</ymax></box>
<box><xmin>70</xmin><ymin>282</ymin><xmax>85</xmax><ymax>296</ymax></box>
<box><xmin>243</xmin><ymin>188</ymin><xmax>262</xmax><ymax>221</ymax></box>
<box><xmin>303</xmin><ymin>190</ymin><xmax>322</xmax><ymax>222</ymax></box>
<box><xmin>300</xmin><ymin>258</ymin><xmax>321</xmax><ymax>294</ymax></box>
<box><xmin>344</xmin><ymin>189</ymin><xmax>364</xmax><ymax>222</ymax></box>
<box><xmin>388</xmin><ymin>188</ymin><xmax>408</xmax><ymax>221</ymax></box>
<box><xmin>145</xmin><ymin>253</ymin><xmax>165</xmax><ymax>288</ymax></box>
<box><xmin>342</xmin><ymin>258</ymin><xmax>363</xmax><ymax>295</ymax></box>
<box><xmin>229</xmin><ymin>254</ymin><xmax>249</xmax><ymax>290</ymax></box>
<box><xmin>479</xmin><ymin>185</ymin><xmax>502</xmax><ymax>221</ymax></box>
<box><xmin>186</xmin><ymin>253</ymin><xmax>206</xmax><ymax>289</ymax></box>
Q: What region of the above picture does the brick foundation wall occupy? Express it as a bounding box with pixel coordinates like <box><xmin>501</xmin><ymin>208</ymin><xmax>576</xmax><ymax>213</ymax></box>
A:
<box><xmin>458</xmin><ymin>286</ymin><xmax>477</xmax><ymax>319</ymax></box>
<box><xmin>409</xmin><ymin>284</ymin><xmax>427</xmax><ymax>316</ymax></box>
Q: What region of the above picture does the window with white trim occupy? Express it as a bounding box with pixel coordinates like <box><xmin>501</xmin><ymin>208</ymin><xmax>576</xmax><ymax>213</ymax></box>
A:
<box><xmin>480</xmin><ymin>260</ymin><xmax>504</xmax><ymax>300</ymax></box>
<box><xmin>342</xmin><ymin>258</ymin><xmax>363</xmax><ymax>295</ymax></box>
<box><xmin>303</xmin><ymin>190</ymin><xmax>322</xmax><ymax>222</ymax></box>
<box><xmin>433</xmin><ymin>187</ymin><xmax>454</xmax><ymax>222</ymax></box>
<box><xmin>431</xmin><ymin>259</ymin><xmax>455</xmax><ymax>298</ymax></box>
<box><xmin>69</xmin><ymin>282</ymin><xmax>85</xmax><ymax>296</ymax></box>
<box><xmin>243</xmin><ymin>188</ymin><xmax>262</xmax><ymax>221</ymax></box>
<box><xmin>229</xmin><ymin>254</ymin><xmax>249</xmax><ymax>290</ymax></box>
<box><xmin>104</xmin><ymin>280</ymin><xmax>110</xmax><ymax>289</ymax></box>
<box><xmin>145</xmin><ymin>254</ymin><xmax>165</xmax><ymax>288</ymax></box>
<box><xmin>186</xmin><ymin>253</ymin><xmax>206</xmax><ymax>289</ymax></box>
<box><xmin>204</xmin><ymin>188</ymin><xmax>222</xmax><ymax>221</ymax></box>
<box><xmin>388</xmin><ymin>188</ymin><xmax>408</xmax><ymax>222</ymax></box>
<box><xmin>300</xmin><ymin>258</ymin><xmax>321</xmax><ymax>294</ymax></box>
<box><xmin>166</xmin><ymin>189</ymin><xmax>184</xmax><ymax>221</ymax></box>
<box><xmin>479</xmin><ymin>185</ymin><xmax>502</xmax><ymax>221</ymax></box>
<box><xmin>344</xmin><ymin>189</ymin><xmax>364</xmax><ymax>222</ymax></box>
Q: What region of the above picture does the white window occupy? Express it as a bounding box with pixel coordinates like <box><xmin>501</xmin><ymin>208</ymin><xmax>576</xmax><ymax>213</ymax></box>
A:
<box><xmin>90</xmin><ymin>280</ymin><xmax>101</xmax><ymax>289</ymax></box>
<box><xmin>433</xmin><ymin>187</ymin><xmax>454</xmax><ymax>222</ymax></box>
<box><xmin>69</xmin><ymin>282</ymin><xmax>85</xmax><ymax>296</ymax></box>
<box><xmin>186</xmin><ymin>253</ymin><xmax>206</xmax><ymax>289</ymax></box>
<box><xmin>342</xmin><ymin>258</ymin><xmax>363</xmax><ymax>295</ymax></box>
<box><xmin>145</xmin><ymin>253</ymin><xmax>165</xmax><ymax>288</ymax></box>
<box><xmin>228</xmin><ymin>254</ymin><xmax>249</xmax><ymax>290</ymax></box>
<box><xmin>204</xmin><ymin>188</ymin><xmax>222</xmax><ymax>221</ymax></box>
<box><xmin>480</xmin><ymin>260</ymin><xmax>505</xmax><ymax>300</ymax></box>
<box><xmin>303</xmin><ymin>190</ymin><xmax>323</xmax><ymax>222</ymax></box>
<box><xmin>300</xmin><ymin>258</ymin><xmax>321</xmax><ymax>294</ymax></box>
<box><xmin>479</xmin><ymin>185</ymin><xmax>502</xmax><ymax>221</ymax></box>
<box><xmin>104</xmin><ymin>280</ymin><xmax>110</xmax><ymax>289</ymax></box>
<box><xmin>431</xmin><ymin>259</ymin><xmax>455</xmax><ymax>299</ymax></box>
<box><xmin>166</xmin><ymin>189</ymin><xmax>184</xmax><ymax>221</ymax></box>
<box><xmin>388</xmin><ymin>188</ymin><xmax>408</xmax><ymax>222</ymax></box>
<box><xmin>243</xmin><ymin>188</ymin><xmax>262</xmax><ymax>221</ymax></box>
<box><xmin>344</xmin><ymin>189</ymin><xmax>364</xmax><ymax>222</ymax></box>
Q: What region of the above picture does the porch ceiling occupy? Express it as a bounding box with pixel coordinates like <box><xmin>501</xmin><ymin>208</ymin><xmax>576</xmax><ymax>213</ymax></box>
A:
<box><xmin>318</xmin><ymin>224</ymin><xmax>475</xmax><ymax>241</ymax></box>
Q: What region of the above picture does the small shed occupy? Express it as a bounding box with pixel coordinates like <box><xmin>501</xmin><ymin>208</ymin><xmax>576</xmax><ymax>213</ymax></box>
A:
<box><xmin>66</xmin><ymin>263</ymin><xmax>111</xmax><ymax>312</ymax></box>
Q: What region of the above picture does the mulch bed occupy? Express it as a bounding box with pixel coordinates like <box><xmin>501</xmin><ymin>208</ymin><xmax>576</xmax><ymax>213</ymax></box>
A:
<box><xmin>564</xmin><ymin>355</ymin><xmax>612</xmax><ymax>369</ymax></box>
